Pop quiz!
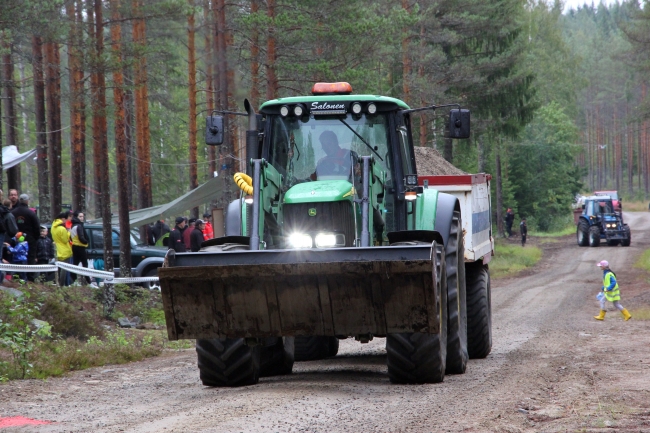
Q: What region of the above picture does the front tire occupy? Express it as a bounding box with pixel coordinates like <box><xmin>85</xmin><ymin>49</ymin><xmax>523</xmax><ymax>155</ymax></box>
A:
<box><xmin>196</xmin><ymin>338</ymin><xmax>260</xmax><ymax>387</ymax></box>
<box><xmin>621</xmin><ymin>225</ymin><xmax>631</xmax><ymax>247</ymax></box>
<box><xmin>445</xmin><ymin>211</ymin><xmax>468</xmax><ymax>375</ymax></box>
<box><xmin>589</xmin><ymin>226</ymin><xmax>601</xmax><ymax>247</ymax></box>
<box><xmin>577</xmin><ymin>220</ymin><xmax>589</xmax><ymax>247</ymax></box>
<box><xmin>142</xmin><ymin>267</ymin><xmax>160</xmax><ymax>290</ymax></box>
<box><xmin>465</xmin><ymin>262</ymin><xmax>492</xmax><ymax>359</ymax></box>
<box><xmin>386</xmin><ymin>242</ymin><xmax>448</xmax><ymax>384</ymax></box>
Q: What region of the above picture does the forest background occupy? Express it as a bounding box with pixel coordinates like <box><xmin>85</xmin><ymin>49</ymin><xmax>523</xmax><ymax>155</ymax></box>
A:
<box><xmin>1</xmin><ymin>0</ymin><xmax>650</xmax><ymax>263</ymax></box>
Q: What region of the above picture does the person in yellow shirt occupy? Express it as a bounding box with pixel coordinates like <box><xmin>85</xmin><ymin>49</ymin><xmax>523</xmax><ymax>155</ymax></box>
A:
<box><xmin>52</xmin><ymin>211</ymin><xmax>73</xmax><ymax>286</ymax></box>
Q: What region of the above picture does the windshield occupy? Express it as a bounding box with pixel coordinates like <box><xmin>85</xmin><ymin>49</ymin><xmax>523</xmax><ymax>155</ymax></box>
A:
<box><xmin>269</xmin><ymin>114</ymin><xmax>391</xmax><ymax>187</ymax></box>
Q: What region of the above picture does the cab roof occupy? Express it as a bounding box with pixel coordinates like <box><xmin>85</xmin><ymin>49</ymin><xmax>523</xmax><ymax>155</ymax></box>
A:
<box><xmin>259</xmin><ymin>94</ymin><xmax>410</xmax><ymax>110</ymax></box>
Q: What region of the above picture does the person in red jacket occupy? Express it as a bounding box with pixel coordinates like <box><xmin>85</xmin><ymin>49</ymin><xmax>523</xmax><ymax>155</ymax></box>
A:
<box><xmin>202</xmin><ymin>212</ymin><xmax>214</xmax><ymax>240</ymax></box>
<box><xmin>183</xmin><ymin>218</ymin><xmax>195</xmax><ymax>250</ymax></box>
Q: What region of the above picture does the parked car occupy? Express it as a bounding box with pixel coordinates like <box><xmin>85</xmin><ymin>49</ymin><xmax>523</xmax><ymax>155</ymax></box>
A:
<box><xmin>45</xmin><ymin>223</ymin><xmax>167</xmax><ymax>288</ymax></box>
<box><xmin>84</xmin><ymin>224</ymin><xmax>166</xmax><ymax>286</ymax></box>
<box><xmin>593</xmin><ymin>190</ymin><xmax>622</xmax><ymax>212</ymax></box>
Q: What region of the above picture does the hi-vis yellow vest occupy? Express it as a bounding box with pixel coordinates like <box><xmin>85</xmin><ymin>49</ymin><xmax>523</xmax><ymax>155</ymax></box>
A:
<box><xmin>603</xmin><ymin>271</ymin><xmax>620</xmax><ymax>302</ymax></box>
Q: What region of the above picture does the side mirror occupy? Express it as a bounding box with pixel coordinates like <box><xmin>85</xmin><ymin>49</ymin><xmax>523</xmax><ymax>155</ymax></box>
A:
<box><xmin>448</xmin><ymin>109</ymin><xmax>470</xmax><ymax>139</ymax></box>
<box><xmin>205</xmin><ymin>115</ymin><xmax>224</xmax><ymax>145</ymax></box>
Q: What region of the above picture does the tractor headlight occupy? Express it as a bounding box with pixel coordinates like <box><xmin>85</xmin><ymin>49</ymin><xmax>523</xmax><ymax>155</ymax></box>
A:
<box><xmin>293</xmin><ymin>104</ymin><xmax>305</xmax><ymax>117</ymax></box>
<box><xmin>280</xmin><ymin>105</ymin><xmax>290</xmax><ymax>117</ymax></box>
<box><xmin>351</xmin><ymin>102</ymin><xmax>362</xmax><ymax>115</ymax></box>
<box><xmin>288</xmin><ymin>233</ymin><xmax>312</xmax><ymax>249</ymax></box>
<box><xmin>315</xmin><ymin>233</ymin><xmax>345</xmax><ymax>248</ymax></box>
<box><xmin>367</xmin><ymin>103</ymin><xmax>377</xmax><ymax>114</ymax></box>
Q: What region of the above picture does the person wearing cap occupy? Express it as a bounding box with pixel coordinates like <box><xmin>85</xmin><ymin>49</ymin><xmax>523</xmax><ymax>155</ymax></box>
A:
<box><xmin>190</xmin><ymin>219</ymin><xmax>206</xmax><ymax>252</ymax></box>
<box><xmin>183</xmin><ymin>218</ymin><xmax>196</xmax><ymax>250</ymax></box>
<box><xmin>594</xmin><ymin>260</ymin><xmax>632</xmax><ymax>321</ymax></box>
<box><xmin>168</xmin><ymin>217</ymin><xmax>188</xmax><ymax>252</ymax></box>
<box><xmin>519</xmin><ymin>217</ymin><xmax>528</xmax><ymax>246</ymax></box>
<box><xmin>4</xmin><ymin>232</ymin><xmax>29</xmax><ymax>280</ymax></box>
<box><xmin>202</xmin><ymin>212</ymin><xmax>214</xmax><ymax>241</ymax></box>
<box><xmin>11</xmin><ymin>193</ymin><xmax>41</xmax><ymax>280</ymax></box>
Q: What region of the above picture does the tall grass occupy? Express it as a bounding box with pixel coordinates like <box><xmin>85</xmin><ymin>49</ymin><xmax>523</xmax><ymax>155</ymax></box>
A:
<box><xmin>490</xmin><ymin>240</ymin><xmax>542</xmax><ymax>278</ymax></box>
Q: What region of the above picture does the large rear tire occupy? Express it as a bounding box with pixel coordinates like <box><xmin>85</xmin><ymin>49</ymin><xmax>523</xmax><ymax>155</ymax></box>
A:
<box><xmin>465</xmin><ymin>262</ymin><xmax>492</xmax><ymax>359</ymax></box>
<box><xmin>445</xmin><ymin>211</ymin><xmax>468</xmax><ymax>375</ymax></box>
<box><xmin>294</xmin><ymin>336</ymin><xmax>339</xmax><ymax>361</ymax></box>
<box><xmin>260</xmin><ymin>337</ymin><xmax>295</xmax><ymax>377</ymax></box>
<box><xmin>386</xmin><ymin>243</ymin><xmax>448</xmax><ymax>384</ymax></box>
<box><xmin>589</xmin><ymin>226</ymin><xmax>601</xmax><ymax>247</ymax></box>
<box><xmin>196</xmin><ymin>338</ymin><xmax>260</xmax><ymax>387</ymax></box>
<box><xmin>577</xmin><ymin>220</ymin><xmax>589</xmax><ymax>247</ymax></box>
<box><xmin>621</xmin><ymin>225</ymin><xmax>631</xmax><ymax>247</ymax></box>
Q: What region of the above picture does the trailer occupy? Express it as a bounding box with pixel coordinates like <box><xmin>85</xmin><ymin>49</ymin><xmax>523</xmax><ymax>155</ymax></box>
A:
<box><xmin>419</xmin><ymin>174</ymin><xmax>493</xmax><ymax>359</ymax></box>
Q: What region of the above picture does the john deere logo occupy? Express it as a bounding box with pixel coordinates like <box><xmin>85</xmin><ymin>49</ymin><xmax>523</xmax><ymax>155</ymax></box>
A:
<box><xmin>308</xmin><ymin>208</ymin><xmax>317</xmax><ymax>217</ymax></box>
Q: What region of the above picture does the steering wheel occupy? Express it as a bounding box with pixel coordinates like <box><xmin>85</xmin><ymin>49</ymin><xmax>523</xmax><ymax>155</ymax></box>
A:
<box><xmin>317</xmin><ymin>158</ymin><xmax>348</xmax><ymax>176</ymax></box>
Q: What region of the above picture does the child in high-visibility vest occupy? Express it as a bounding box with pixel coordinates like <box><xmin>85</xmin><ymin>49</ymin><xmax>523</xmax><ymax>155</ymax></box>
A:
<box><xmin>594</xmin><ymin>260</ymin><xmax>632</xmax><ymax>321</ymax></box>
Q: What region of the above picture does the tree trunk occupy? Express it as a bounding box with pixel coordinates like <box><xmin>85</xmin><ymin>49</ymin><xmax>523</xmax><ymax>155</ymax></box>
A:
<box><xmin>133</xmin><ymin>0</ymin><xmax>153</xmax><ymax>212</ymax></box>
<box><xmin>265</xmin><ymin>0</ymin><xmax>277</xmax><ymax>99</ymax></box>
<box><xmin>111</xmin><ymin>0</ymin><xmax>132</xmax><ymax>278</ymax></box>
<box><xmin>2</xmin><ymin>33</ymin><xmax>19</xmax><ymax>190</ymax></box>
<box><xmin>188</xmin><ymin>0</ymin><xmax>199</xmax><ymax>219</ymax></box>
<box><xmin>204</xmin><ymin>0</ymin><xmax>216</xmax><ymax>181</ymax></box>
<box><xmin>250</xmin><ymin>0</ymin><xmax>259</xmax><ymax>108</ymax></box>
<box><xmin>68</xmin><ymin>0</ymin><xmax>85</xmax><ymax>212</ymax></box>
<box><xmin>214</xmin><ymin>0</ymin><xmax>232</xmax><ymax>207</ymax></box>
<box><xmin>32</xmin><ymin>35</ymin><xmax>50</xmax><ymax>222</ymax></box>
<box><xmin>401</xmin><ymin>0</ymin><xmax>410</xmax><ymax>104</ymax></box>
<box><xmin>45</xmin><ymin>41</ymin><xmax>62</xmax><ymax>214</ymax></box>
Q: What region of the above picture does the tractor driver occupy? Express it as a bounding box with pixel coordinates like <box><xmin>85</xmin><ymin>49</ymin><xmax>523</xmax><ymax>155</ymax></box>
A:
<box><xmin>311</xmin><ymin>130</ymin><xmax>358</xmax><ymax>180</ymax></box>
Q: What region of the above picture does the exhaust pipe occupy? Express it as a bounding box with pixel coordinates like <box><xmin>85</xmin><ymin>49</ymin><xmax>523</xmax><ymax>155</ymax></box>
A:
<box><xmin>244</xmin><ymin>99</ymin><xmax>258</xmax><ymax>177</ymax></box>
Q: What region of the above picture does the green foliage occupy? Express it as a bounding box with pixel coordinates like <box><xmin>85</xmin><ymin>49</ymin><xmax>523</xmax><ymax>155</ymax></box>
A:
<box><xmin>0</xmin><ymin>290</ymin><xmax>51</xmax><ymax>380</ymax></box>
<box><xmin>490</xmin><ymin>240</ymin><xmax>542</xmax><ymax>278</ymax></box>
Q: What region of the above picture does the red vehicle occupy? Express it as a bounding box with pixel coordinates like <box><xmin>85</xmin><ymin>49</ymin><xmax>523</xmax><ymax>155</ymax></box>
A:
<box><xmin>593</xmin><ymin>191</ymin><xmax>622</xmax><ymax>212</ymax></box>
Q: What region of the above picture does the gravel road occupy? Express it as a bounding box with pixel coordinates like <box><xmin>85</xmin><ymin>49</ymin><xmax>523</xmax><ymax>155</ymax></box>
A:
<box><xmin>2</xmin><ymin>212</ymin><xmax>650</xmax><ymax>432</ymax></box>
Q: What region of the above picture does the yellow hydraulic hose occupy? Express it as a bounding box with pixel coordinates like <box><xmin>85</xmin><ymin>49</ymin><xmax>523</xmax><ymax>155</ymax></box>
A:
<box><xmin>233</xmin><ymin>172</ymin><xmax>254</xmax><ymax>195</ymax></box>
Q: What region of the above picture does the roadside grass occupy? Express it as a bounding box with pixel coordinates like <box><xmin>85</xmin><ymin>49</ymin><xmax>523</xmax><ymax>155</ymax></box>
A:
<box><xmin>0</xmin><ymin>282</ymin><xmax>191</xmax><ymax>382</ymax></box>
<box><xmin>529</xmin><ymin>225</ymin><xmax>574</xmax><ymax>237</ymax></box>
<box><xmin>490</xmin><ymin>239</ymin><xmax>542</xmax><ymax>279</ymax></box>
<box><xmin>634</xmin><ymin>249</ymin><xmax>650</xmax><ymax>273</ymax></box>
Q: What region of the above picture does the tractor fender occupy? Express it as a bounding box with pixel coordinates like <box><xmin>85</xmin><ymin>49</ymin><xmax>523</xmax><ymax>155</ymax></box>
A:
<box><xmin>226</xmin><ymin>198</ymin><xmax>242</xmax><ymax>236</ymax></box>
<box><xmin>434</xmin><ymin>192</ymin><xmax>461</xmax><ymax>247</ymax></box>
<box><xmin>134</xmin><ymin>257</ymin><xmax>164</xmax><ymax>277</ymax></box>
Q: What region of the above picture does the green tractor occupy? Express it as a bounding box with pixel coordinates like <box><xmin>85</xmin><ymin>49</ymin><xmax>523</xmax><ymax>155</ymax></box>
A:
<box><xmin>159</xmin><ymin>82</ymin><xmax>491</xmax><ymax>386</ymax></box>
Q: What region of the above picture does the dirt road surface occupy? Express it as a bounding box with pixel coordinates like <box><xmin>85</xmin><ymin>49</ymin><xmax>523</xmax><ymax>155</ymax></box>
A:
<box><xmin>2</xmin><ymin>213</ymin><xmax>650</xmax><ymax>432</ymax></box>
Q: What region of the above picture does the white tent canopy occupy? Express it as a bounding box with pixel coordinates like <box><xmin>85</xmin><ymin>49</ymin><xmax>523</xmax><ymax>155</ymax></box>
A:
<box><xmin>2</xmin><ymin>146</ymin><xmax>37</xmax><ymax>170</ymax></box>
<box><xmin>92</xmin><ymin>175</ymin><xmax>228</xmax><ymax>228</ymax></box>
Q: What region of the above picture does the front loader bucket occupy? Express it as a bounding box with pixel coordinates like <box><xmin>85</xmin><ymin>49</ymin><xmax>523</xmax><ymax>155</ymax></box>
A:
<box><xmin>159</xmin><ymin>245</ymin><xmax>440</xmax><ymax>341</ymax></box>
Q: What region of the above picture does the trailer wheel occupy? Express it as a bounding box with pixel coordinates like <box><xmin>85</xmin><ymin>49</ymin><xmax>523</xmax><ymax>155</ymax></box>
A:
<box><xmin>386</xmin><ymin>243</ymin><xmax>448</xmax><ymax>384</ymax></box>
<box><xmin>577</xmin><ymin>220</ymin><xmax>589</xmax><ymax>247</ymax></box>
<box><xmin>260</xmin><ymin>337</ymin><xmax>295</xmax><ymax>377</ymax></box>
<box><xmin>294</xmin><ymin>336</ymin><xmax>339</xmax><ymax>361</ymax></box>
<box><xmin>621</xmin><ymin>225</ymin><xmax>631</xmax><ymax>247</ymax></box>
<box><xmin>589</xmin><ymin>226</ymin><xmax>601</xmax><ymax>247</ymax></box>
<box><xmin>195</xmin><ymin>338</ymin><xmax>260</xmax><ymax>387</ymax></box>
<box><xmin>465</xmin><ymin>262</ymin><xmax>492</xmax><ymax>359</ymax></box>
<box><xmin>444</xmin><ymin>211</ymin><xmax>468</xmax><ymax>375</ymax></box>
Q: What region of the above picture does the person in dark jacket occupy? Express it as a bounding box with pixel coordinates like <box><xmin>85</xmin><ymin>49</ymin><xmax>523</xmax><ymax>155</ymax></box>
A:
<box><xmin>520</xmin><ymin>218</ymin><xmax>528</xmax><ymax>246</ymax></box>
<box><xmin>152</xmin><ymin>219</ymin><xmax>170</xmax><ymax>244</ymax></box>
<box><xmin>70</xmin><ymin>211</ymin><xmax>89</xmax><ymax>284</ymax></box>
<box><xmin>168</xmin><ymin>217</ymin><xmax>187</xmax><ymax>252</ymax></box>
<box><xmin>190</xmin><ymin>219</ymin><xmax>206</xmax><ymax>252</ymax></box>
<box><xmin>505</xmin><ymin>208</ymin><xmax>515</xmax><ymax>237</ymax></box>
<box><xmin>36</xmin><ymin>226</ymin><xmax>56</xmax><ymax>283</ymax></box>
<box><xmin>11</xmin><ymin>193</ymin><xmax>41</xmax><ymax>280</ymax></box>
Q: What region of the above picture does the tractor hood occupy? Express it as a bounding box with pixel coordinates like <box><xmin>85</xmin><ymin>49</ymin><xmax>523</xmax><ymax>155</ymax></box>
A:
<box><xmin>283</xmin><ymin>180</ymin><xmax>354</xmax><ymax>204</ymax></box>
